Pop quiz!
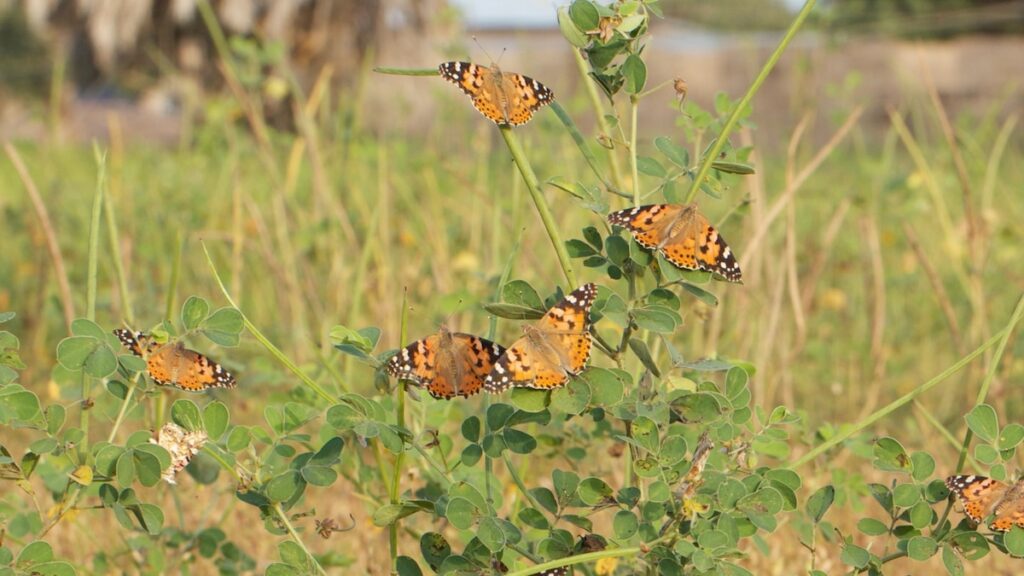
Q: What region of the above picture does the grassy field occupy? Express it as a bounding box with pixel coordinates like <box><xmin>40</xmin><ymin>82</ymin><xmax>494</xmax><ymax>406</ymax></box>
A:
<box><xmin>2</xmin><ymin>8</ymin><xmax>1024</xmax><ymax>576</ymax></box>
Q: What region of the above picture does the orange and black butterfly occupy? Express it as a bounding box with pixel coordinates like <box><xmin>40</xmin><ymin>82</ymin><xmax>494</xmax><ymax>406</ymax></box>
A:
<box><xmin>438</xmin><ymin>61</ymin><xmax>554</xmax><ymax>126</ymax></box>
<box><xmin>608</xmin><ymin>203</ymin><xmax>742</xmax><ymax>283</ymax></box>
<box><xmin>386</xmin><ymin>325</ymin><xmax>505</xmax><ymax>400</ymax></box>
<box><xmin>484</xmin><ymin>283</ymin><xmax>597</xmax><ymax>392</ymax></box>
<box><xmin>946</xmin><ymin>475</ymin><xmax>1024</xmax><ymax>532</ymax></box>
<box><xmin>114</xmin><ymin>329</ymin><xmax>236</xmax><ymax>392</ymax></box>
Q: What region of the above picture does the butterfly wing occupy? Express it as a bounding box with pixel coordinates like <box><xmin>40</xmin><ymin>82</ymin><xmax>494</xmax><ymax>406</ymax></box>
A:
<box><xmin>386</xmin><ymin>333</ymin><xmax>442</xmax><ymax>388</ymax></box>
<box><xmin>147</xmin><ymin>344</ymin><xmax>235</xmax><ymax>392</ymax></box>
<box><xmin>504</xmin><ymin>72</ymin><xmax>554</xmax><ymax>126</ymax></box>
<box><xmin>438</xmin><ymin>61</ymin><xmax>506</xmax><ymax>125</ymax></box>
<box><xmin>946</xmin><ymin>475</ymin><xmax>1007</xmax><ymax>526</ymax></box>
<box><xmin>452</xmin><ymin>334</ymin><xmax>505</xmax><ymax>398</ymax></box>
<box><xmin>114</xmin><ymin>329</ymin><xmax>156</xmax><ymax>356</ymax></box>
<box><xmin>387</xmin><ymin>331</ymin><xmax>504</xmax><ymax>399</ymax></box>
<box><xmin>485</xmin><ymin>283</ymin><xmax>597</xmax><ymax>392</ymax></box>
<box><xmin>608</xmin><ymin>204</ymin><xmax>742</xmax><ymax>283</ymax></box>
<box><xmin>991</xmin><ymin>479</ymin><xmax>1024</xmax><ymax>532</ymax></box>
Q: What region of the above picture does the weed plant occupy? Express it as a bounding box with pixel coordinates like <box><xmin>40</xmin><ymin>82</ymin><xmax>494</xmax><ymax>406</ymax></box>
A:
<box><xmin>1</xmin><ymin>0</ymin><xmax>1024</xmax><ymax>575</ymax></box>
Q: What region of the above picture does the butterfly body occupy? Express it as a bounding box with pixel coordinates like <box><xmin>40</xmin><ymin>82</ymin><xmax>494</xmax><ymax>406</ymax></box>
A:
<box><xmin>608</xmin><ymin>203</ymin><xmax>742</xmax><ymax>283</ymax></box>
<box><xmin>438</xmin><ymin>61</ymin><xmax>554</xmax><ymax>126</ymax></box>
<box><xmin>114</xmin><ymin>329</ymin><xmax>236</xmax><ymax>392</ymax></box>
<box><xmin>484</xmin><ymin>283</ymin><xmax>597</xmax><ymax>392</ymax></box>
<box><xmin>386</xmin><ymin>325</ymin><xmax>505</xmax><ymax>400</ymax></box>
<box><xmin>946</xmin><ymin>474</ymin><xmax>1024</xmax><ymax>532</ymax></box>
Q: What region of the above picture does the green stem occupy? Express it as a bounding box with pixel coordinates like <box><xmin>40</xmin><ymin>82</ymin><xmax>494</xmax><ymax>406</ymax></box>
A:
<box><xmin>684</xmin><ymin>0</ymin><xmax>818</xmax><ymax>203</ymax></box>
<box><xmin>272</xmin><ymin>503</ymin><xmax>328</xmax><ymax>576</ymax></box>
<box><xmin>107</xmin><ymin>376</ymin><xmax>141</xmax><ymax>443</ymax></box>
<box><xmin>629</xmin><ymin>96</ymin><xmax>640</xmax><ymax>206</ymax></box>
<box><xmin>571</xmin><ymin>49</ymin><xmax>625</xmax><ymax>189</ymax></box>
<box><xmin>504</xmin><ymin>532</ymin><xmax>675</xmax><ymax>576</ymax></box>
<box><xmin>502</xmin><ymin>453</ymin><xmax>547</xmax><ymax>519</ymax></box>
<box><xmin>498</xmin><ymin>126</ymin><xmax>577</xmax><ymax>287</ymax></box>
<box><xmin>955</xmin><ymin>293</ymin><xmax>1024</xmax><ymax>472</ymax></box>
<box><xmin>81</xmin><ymin>145</ymin><xmax>107</xmax><ymax>455</ymax></box>
<box><xmin>202</xmin><ymin>242</ymin><xmax>339</xmax><ymax>404</ymax></box>
<box><xmin>201</xmin><ymin>444</ymin><xmax>243</xmax><ymax>482</ymax></box>
<box><xmin>103</xmin><ymin>178</ymin><xmax>132</xmax><ymax>324</ymax></box>
<box><xmin>789</xmin><ymin>322</ymin><xmax>1013</xmax><ymax>470</ymax></box>
<box><xmin>390</xmin><ymin>291</ymin><xmax>409</xmax><ymax>572</ymax></box>
<box><xmin>165</xmin><ymin>231</ymin><xmax>183</xmax><ymax>322</ymax></box>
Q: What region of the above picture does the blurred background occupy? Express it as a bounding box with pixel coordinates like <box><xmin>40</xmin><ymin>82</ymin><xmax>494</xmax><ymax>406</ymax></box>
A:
<box><xmin>1</xmin><ymin>2</ymin><xmax>1023</xmax><ymax>571</ymax></box>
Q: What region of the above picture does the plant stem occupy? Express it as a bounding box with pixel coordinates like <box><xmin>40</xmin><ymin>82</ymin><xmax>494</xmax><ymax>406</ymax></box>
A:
<box><xmin>81</xmin><ymin>145</ymin><xmax>107</xmax><ymax>455</ymax></box>
<box><xmin>107</xmin><ymin>376</ymin><xmax>141</xmax><ymax>443</ymax></box>
<box><xmin>499</xmin><ymin>126</ymin><xmax>578</xmax><ymax>288</ymax></box>
<box><xmin>684</xmin><ymin>0</ymin><xmax>818</xmax><ymax>204</ymax></box>
<box><xmin>571</xmin><ymin>49</ymin><xmax>625</xmax><ymax>189</ymax></box>
<box><xmin>503</xmin><ymin>453</ymin><xmax>548</xmax><ymax>520</ymax></box>
<box><xmin>390</xmin><ymin>290</ymin><xmax>409</xmax><ymax>572</ymax></box>
<box><xmin>629</xmin><ymin>96</ymin><xmax>640</xmax><ymax>206</ymax></box>
<box><xmin>504</xmin><ymin>532</ymin><xmax>675</xmax><ymax>576</ymax></box>
<box><xmin>954</xmin><ymin>293</ymin><xmax>1024</xmax><ymax>472</ymax></box>
<box><xmin>202</xmin><ymin>242</ymin><xmax>339</xmax><ymax>404</ymax></box>
<box><xmin>272</xmin><ymin>503</ymin><xmax>328</xmax><ymax>576</ymax></box>
<box><xmin>788</xmin><ymin>326</ymin><xmax>1010</xmax><ymax>469</ymax></box>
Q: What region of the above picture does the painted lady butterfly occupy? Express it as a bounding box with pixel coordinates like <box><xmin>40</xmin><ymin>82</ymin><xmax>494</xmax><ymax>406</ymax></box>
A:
<box><xmin>114</xmin><ymin>329</ymin><xmax>236</xmax><ymax>392</ymax></box>
<box><xmin>386</xmin><ymin>324</ymin><xmax>505</xmax><ymax>400</ymax></box>
<box><xmin>946</xmin><ymin>474</ymin><xmax>1024</xmax><ymax>532</ymax></box>
<box><xmin>484</xmin><ymin>283</ymin><xmax>597</xmax><ymax>392</ymax></box>
<box><xmin>608</xmin><ymin>203</ymin><xmax>742</xmax><ymax>283</ymax></box>
<box><xmin>438</xmin><ymin>61</ymin><xmax>554</xmax><ymax>126</ymax></box>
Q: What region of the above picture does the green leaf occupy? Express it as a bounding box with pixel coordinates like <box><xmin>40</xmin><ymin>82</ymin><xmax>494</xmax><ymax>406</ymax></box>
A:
<box><xmin>1005</xmin><ymin>526</ymin><xmax>1024</xmax><ymax>557</ymax></box>
<box><xmin>553</xmin><ymin>469</ymin><xmax>580</xmax><ymax>506</ymax></box>
<box><xmin>203</xmin><ymin>401</ymin><xmax>229</xmax><ymax>439</ymax></box>
<box><xmin>578</xmin><ymin>477</ymin><xmax>613</xmax><ymax>506</ymax></box>
<box><xmin>0</xmin><ymin>386</ymin><xmax>41</xmax><ymax>422</ymax></box>
<box><xmin>840</xmin><ymin>544</ymin><xmax>870</xmax><ymax>569</ymax></box>
<box><xmin>226</xmin><ymin>426</ymin><xmax>251</xmax><ymax>452</ymax></box>
<box><xmin>711</xmin><ymin>160</ymin><xmax>755</xmax><ymax>175</ymax></box>
<box><xmin>942</xmin><ymin>544</ymin><xmax>964</xmax><ymax>576</ymax></box>
<box><xmin>0</xmin><ymin>311</ymin><xmax>14</xmax><ymax>323</ymax></box>
<box><xmin>56</xmin><ymin>336</ymin><xmax>116</xmax><ymax>377</ymax></box>
<box><xmin>583</xmin><ymin>368</ymin><xmax>625</xmax><ymax>406</ymax></box>
<box><xmin>266</xmin><ymin>470</ymin><xmax>305</xmax><ymax>502</ymax></box>
<box><xmin>419</xmin><ymin>532</ymin><xmax>451</xmax><ymax>569</ymax></box>
<box><xmin>518</xmin><ymin>507</ymin><xmax>549</xmax><ymax>530</ymax></box>
<box><xmin>181</xmin><ymin>296</ymin><xmax>210</xmax><ymax>331</ymax></box>
<box><xmin>444</xmin><ymin>497</ymin><xmax>477</xmax><ymax>530</ymax></box>
<box><xmin>23</xmin><ymin>561</ymin><xmax>76</xmax><ymax>576</ymax></box>
<box><xmin>627</xmin><ymin>338</ymin><xmax>661</xmax><ymax>377</ymax></box>
<box><xmin>502</xmin><ymin>428</ymin><xmax>536</xmax><ymax>454</ymax></box>
<box><xmin>909</xmin><ymin>501</ymin><xmax>934</xmax><ymax>529</ymax></box>
<box><xmin>373</xmin><ymin>502</ymin><xmax>427</xmax><ymax>526</ymax></box>
<box><xmin>907</xmin><ymin>536</ymin><xmax>938</xmax><ymax>560</ymax></box>
<box><xmin>45</xmin><ymin>404</ymin><xmax>66</xmax><ymax>436</ymax></box>
<box><xmin>557</xmin><ymin>6</ymin><xmax>589</xmax><ymax>48</ymax></box>
<box><xmin>329</xmin><ymin>325</ymin><xmax>373</xmax><ymax>354</ymax></box>
<box><xmin>171</xmin><ymin>399</ymin><xmax>202</xmax><ymax>431</ymax></box>
<box><xmin>892</xmin><ymin>483</ymin><xmax>921</xmax><ymax>508</ymax></box>
<box><xmin>503</xmin><ymin>280</ymin><xmax>545</xmax><ymax>311</ymax></box>
<box><xmin>636</xmin><ymin>156</ymin><xmax>666</xmax><ymax>178</ymax></box>
<box><xmin>582</xmin><ymin>226</ymin><xmax>603</xmax><ymax>251</ymax></box>
<box><xmin>278</xmin><ymin>540</ymin><xmax>310</xmax><ymax>568</ymax></box>
<box><xmin>70</xmin><ymin>319</ymin><xmax>106</xmax><ymax>339</ymax></box>
<box><xmin>655</xmin><ymin>136</ymin><xmax>689</xmax><ymax>168</ymax></box>
<box><xmin>115</xmin><ymin>452</ymin><xmax>135</xmax><ymax>488</ymax></box>
<box><xmin>133</xmin><ymin>450</ymin><xmax>163</xmax><ymax>487</ymax></box>
<box><xmin>999</xmin><ymin>423</ymin><xmax>1024</xmax><ymax>451</ymax></box>
<box><xmin>15</xmin><ymin>540</ymin><xmax>54</xmax><ymax>565</ymax></box>
<box><xmin>622</xmin><ymin>53</ymin><xmax>647</xmax><ymax>94</ymax></box>
<box><xmin>872</xmin><ymin>436</ymin><xmax>910</xmax><ymax>472</ymax></box>
<box><xmin>477</xmin><ymin>517</ymin><xmax>506</xmax><ymax>552</ymax></box>
<box><xmin>395</xmin><ymin>556</ymin><xmax>422</xmax><ymax>576</ymax></box>
<box><xmin>486</xmin><ymin>403</ymin><xmax>515</xmax><ymax>430</ymax></box>
<box><xmin>566</xmin><ymin>239</ymin><xmax>597</xmax><ymax>258</ymax></box>
<box><xmin>460</xmin><ymin>444</ymin><xmax>482</xmax><ymax>466</ymax></box>
<box><xmin>461</xmin><ymin>416</ymin><xmax>481</xmax><ymax>442</ymax></box>
<box><xmin>311</xmin><ymin>437</ymin><xmax>344</xmax><ymax>466</ymax></box>
<box><xmin>201</xmin><ymin>307</ymin><xmax>243</xmax><ymax>346</ymax></box>
<box><xmin>910</xmin><ymin>451</ymin><xmax>936</xmax><ymax>482</ymax></box>
<box><xmin>631</xmin><ymin>416</ymin><xmax>660</xmax><ymax>454</ymax></box>
<box><xmin>632</xmin><ymin>307</ymin><xmax>677</xmax><ymax>333</ymax></box>
<box><xmin>680</xmin><ymin>282</ymin><xmax>718</xmax><ymax>307</ymax></box>
<box><xmin>301</xmin><ymin>465</ymin><xmax>337</xmax><ymax>487</ymax></box>
<box><xmin>137</xmin><ymin>503</ymin><xmax>164</xmax><ymax>535</ymax></box>
<box><xmin>806</xmin><ymin>485</ymin><xmax>834</xmax><ymax>523</ymax></box>
<box><xmin>965</xmin><ymin>404</ymin><xmax>998</xmax><ymax>443</ymax></box>
<box><xmin>568</xmin><ymin>0</ymin><xmax>599</xmax><ymax>32</ymax></box>
<box><xmin>613</xmin><ymin>510</ymin><xmax>638</xmax><ymax>539</ymax></box>
<box><xmin>550</xmin><ymin>377</ymin><xmax>591</xmax><ymax>414</ymax></box>
<box><xmin>482</xmin><ymin>303</ymin><xmax>545</xmax><ymax>320</ymax></box>
<box><xmin>856</xmin><ymin>518</ymin><xmax>888</xmax><ymax>536</ymax></box>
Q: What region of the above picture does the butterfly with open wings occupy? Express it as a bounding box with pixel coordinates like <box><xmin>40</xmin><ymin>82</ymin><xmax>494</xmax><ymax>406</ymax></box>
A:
<box><xmin>386</xmin><ymin>324</ymin><xmax>505</xmax><ymax>400</ymax></box>
<box><xmin>438</xmin><ymin>61</ymin><xmax>554</xmax><ymax>126</ymax></box>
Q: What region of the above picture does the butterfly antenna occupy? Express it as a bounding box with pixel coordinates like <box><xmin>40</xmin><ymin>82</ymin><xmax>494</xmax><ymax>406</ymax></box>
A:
<box><xmin>471</xmin><ymin>35</ymin><xmax>500</xmax><ymax>66</ymax></box>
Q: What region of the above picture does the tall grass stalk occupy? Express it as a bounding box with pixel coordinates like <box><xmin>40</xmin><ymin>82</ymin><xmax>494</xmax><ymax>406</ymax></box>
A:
<box><xmin>272</xmin><ymin>503</ymin><xmax>328</xmax><ymax>576</ymax></box>
<box><xmin>790</xmin><ymin>293</ymin><xmax>1024</xmax><ymax>469</ymax></box>
<box><xmin>390</xmin><ymin>290</ymin><xmax>410</xmax><ymax>569</ymax></box>
<box><xmin>499</xmin><ymin>127</ymin><xmax>578</xmax><ymax>287</ymax></box>
<box><xmin>571</xmin><ymin>49</ymin><xmax>625</xmax><ymax>189</ymax></box>
<box><xmin>684</xmin><ymin>0</ymin><xmax>817</xmax><ymax>204</ymax></box>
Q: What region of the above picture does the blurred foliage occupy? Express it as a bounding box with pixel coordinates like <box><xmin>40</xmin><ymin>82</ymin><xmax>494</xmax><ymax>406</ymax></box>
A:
<box><xmin>0</xmin><ymin>7</ymin><xmax>50</xmax><ymax>97</ymax></box>
<box><xmin>660</xmin><ymin>0</ymin><xmax>795</xmax><ymax>29</ymax></box>
<box><xmin>821</xmin><ymin>0</ymin><xmax>1024</xmax><ymax>36</ymax></box>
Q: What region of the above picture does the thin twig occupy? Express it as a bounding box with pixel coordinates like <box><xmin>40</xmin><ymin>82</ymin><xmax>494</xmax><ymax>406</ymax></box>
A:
<box><xmin>5</xmin><ymin>143</ymin><xmax>75</xmax><ymax>331</ymax></box>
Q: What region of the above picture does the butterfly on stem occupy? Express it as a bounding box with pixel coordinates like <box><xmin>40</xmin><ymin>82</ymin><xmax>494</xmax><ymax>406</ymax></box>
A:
<box><xmin>386</xmin><ymin>324</ymin><xmax>505</xmax><ymax>400</ymax></box>
<box><xmin>438</xmin><ymin>61</ymin><xmax>554</xmax><ymax>126</ymax></box>
<box><xmin>114</xmin><ymin>329</ymin><xmax>236</xmax><ymax>392</ymax></box>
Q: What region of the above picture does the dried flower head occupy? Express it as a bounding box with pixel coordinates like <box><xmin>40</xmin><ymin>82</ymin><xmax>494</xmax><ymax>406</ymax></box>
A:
<box><xmin>150</xmin><ymin>423</ymin><xmax>207</xmax><ymax>485</ymax></box>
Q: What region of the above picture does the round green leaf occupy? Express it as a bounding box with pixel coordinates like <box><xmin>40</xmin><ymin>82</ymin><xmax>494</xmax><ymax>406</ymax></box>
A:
<box><xmin>460</xmin><ymin>444</ymin><xmax>482</xmax><ymax>467</ymax></box>
<box><xmin>965</xmin><ymin>404</ymin><xmax>998</xmax><ymax>444</ymax></box>
<box><xmin>613</xmin><ymin>510</ymin><xmax>638</xmax><ymax>539</ymax></box>
<box><xmin>137</xmin><ymin>503</ymin><xmax>164</xmax><ymax>535</ymax></box>
<box><xmin>907</xmin><ymin>536</ymin><xmax>938</xmax><ymax>561</ymax></box>
<box><xmin>942</xmin><ymin>544</ymin><xmax>964</xmax><ymax>576</ymax></box>
<box><xmin>29</xmin><ymin>438</ymin><xmax>58</xmax><ymax>456</ymax></box>
<box><xmin>910</xmin><ymin>451</ymin><xmax>936</xmax><ymax>482</ymax></box>
<box><xmin>840</xmin><ymin>544</ymin><xmax>870</xmax><ymax>569</ymax></box>
<box><xmin>461</xmin><ymin>416</ymin><xmax>481</xmax><ymax>442</ymax></box>
<box><xmin>578</xmin><ymin>477</ymin><xmax>613</xmax><ymax>506</ymax></box>
<box><xmin>203</xmin><ymin>401</ymin><xmax>229</xmax><ymax>439</ymax></box>
<box><xmin>1005</xmin><ymin>526</ymin><xmax>1024</xmax><ymax>557</ymax></box>
<box><xmin>909</xmin><ymin>501</ymin><xmax>934</xmax><ymax>529</ymax></box>
<box><xmin>518</xmin><ymin>507</ymin><xmax>549</xmax><ymax>530</ymax></box>
<box><xmin>550</xmin><ymin>377</ymin><xmax>591</xmax><ymax>414</ymax></box>
<box><xmin>502</xmin><ymin>428</ymin><xmax>536</xmax><ymax>454</ymax></box>
<box><xmin>622</xmin><ymin>53</ymin><xmax>647</xmax><ymax>94</ymax></box>
<box><xmin>444</xmin><ymin>497</ymin><xmax>477</xmax><ymax>530</ymax></box>
<box><xmin>181</xmin><ymin>296</ymin><xmax>210</xmax><ymax>331</ymax></box>
<box><xmin>133</xmin><ymin>450</ymin><xmax>163</xmax><ymax>487</ymax></box>
<box><xmin>395</xmin><ymin>555</ymin><xmax>422</xmax><ymax>576</ymax></box>
<box><xmin>873</xmin><ymin>436</ymin><xmax>910</xmax><ymax>472</ymax></box>
<box><xmin>201</xmin><ymin>307</ymin><xmax>243</xmax><ymax>346</ymax></box>
<box><xmin>631</xmin><ymin>416</ymin><xmax>659</xmax><ymax>454</ymax></box>
<box><xmin>477</xmin><ymin>516</ymin><xmax>506</xmax><ymax>552</ymax></box>
<box><xmin>999</xmin><ymin>423</ymin><xmax>1024</xmax><ymax>451</ymax></box>
<box><xmin>15</xmin><ymin>540</ymin><xmax>54</xmax><ymax>565</ymax></box>
<box><xmin>856</xmin><ymin>518</ymin><xmax>888</xmax><ymax>536</ymax></box>
<box><xmin>171</xmin><ymin>399</ymin><xmax>202</xmax><ymax>431</ymax></box>
<box><xmin>115</xmin><ymin>452</ymin><xmax>135</xmax><ymax>488</ymax></box>
<box><xmin>266</xmin><ymin>470</ymin><xmax>304</xmax><ymax>502</ymax></box>
<box><xmin>301</xmin><ymin>465</ymin><xmax>337</xmax><ymax>487</ymax></box>
<box><xmin>806</xmin><ymin>485</ymin><xmax>835</xmax><ymax>524</ymax></box>
<box><xmin>568</xmin><ymin>0</ymin><xmax>599</xmax><ymax>31</ymax></box>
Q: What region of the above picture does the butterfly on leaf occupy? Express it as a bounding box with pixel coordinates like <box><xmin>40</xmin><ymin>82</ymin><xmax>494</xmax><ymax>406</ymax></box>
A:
<box><xmin>946</xmin><ymin>475</ymin><xmax>1024</xmax><ymax>532</ymax></box>
<box><xmin>438</xmin><ymin>61</ymin><xmax>554</xmax><ymax>126</ymax></box>
<box><xmin>114</xmin><ymin>329</ymin><xmax>236</xmax><ymax>392</ymax></box>
<box><xmin>484</xmin><ymin>283</ymin><xmax>597</xmax><ymax>392</ymax></box>
<box><xmin>608</xmin><ymin>203</ymin><xmax>742</xmax><ymax>283</ymax></box>
<box><xmin>385</xmin><ymin>324</ymin><xmax>505</xmax><ymax>400</ymax></box>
